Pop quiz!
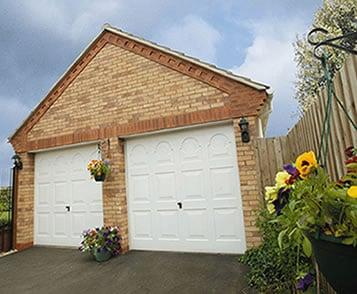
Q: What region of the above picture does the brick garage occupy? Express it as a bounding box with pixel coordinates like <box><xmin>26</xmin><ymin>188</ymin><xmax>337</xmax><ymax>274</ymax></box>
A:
<box><xmin>10</xmin><ymin>25</ymin><xmax>271</xmax><ymax>253</ymax></box>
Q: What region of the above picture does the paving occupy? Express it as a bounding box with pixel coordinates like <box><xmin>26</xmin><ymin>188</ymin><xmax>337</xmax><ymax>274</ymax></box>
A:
<box><xmin>0</xmin><ymin>247</ymin><xmax>250</xmax><ymax>294</ymax></box>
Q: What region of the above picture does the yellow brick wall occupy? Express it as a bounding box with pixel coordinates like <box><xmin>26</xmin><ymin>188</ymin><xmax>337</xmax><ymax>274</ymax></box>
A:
<box><xmin>233</xmin><ymin>117</ymin><xmax>262</xmax><ymax>248</ymax></box>
<box><xmin>28</xmin><ymin>43</ymin><xmax>228</xmax><ymax>140</ymax></box>
<box><xmin>15</xmin><ymin>152</ymin><xmax>35</xmax><ymax>248</ymax></box>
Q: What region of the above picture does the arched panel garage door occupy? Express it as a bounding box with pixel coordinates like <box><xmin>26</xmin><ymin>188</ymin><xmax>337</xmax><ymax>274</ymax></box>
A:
<box><xmin>126</xmin><ymin>124</ymin><xmax>246</xmax><ymax>254</ymax></box>
<box><xmin>34</xmin><ymin>144</ymin><xmax>103</xmax><ymax>247</ymax></box>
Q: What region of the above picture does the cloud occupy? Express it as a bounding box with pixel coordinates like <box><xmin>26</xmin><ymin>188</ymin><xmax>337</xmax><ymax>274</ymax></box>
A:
<box><xmin>158</xmin><ymin>15</ymin><xmax>221</xmax><ymax>63</ymax></box>
<box><xmin>231</xmin><ymin>20</ymin><xmax>307</xmax><ymax>136</ymax></box>
<box><xmin>0</xmin><ymin>97</ymin><xmax>30</xmax><ymax>184</ymax></box>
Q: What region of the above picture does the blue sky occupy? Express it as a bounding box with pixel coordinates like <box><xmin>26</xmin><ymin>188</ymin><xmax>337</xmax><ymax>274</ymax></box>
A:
<box><xmin>0</xmin><ymin>0</ymin><xmax>321</xmax><ymax>184</ymax></box>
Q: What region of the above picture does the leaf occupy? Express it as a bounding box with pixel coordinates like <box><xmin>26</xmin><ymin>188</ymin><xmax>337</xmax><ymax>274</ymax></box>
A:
<box><xmin>278</xmin><ymin>229</ymin><xmax>288</xmax><ymax>249</ymax></box>
<box><xmin>342</xmin><ymin>237</ymin><xmax>354</xmax><ymax>245</ymax></box>
<box><xmin>302</xmin><ymin>235</ymin><xmax>312</xmax><ymax>257</ymax></box>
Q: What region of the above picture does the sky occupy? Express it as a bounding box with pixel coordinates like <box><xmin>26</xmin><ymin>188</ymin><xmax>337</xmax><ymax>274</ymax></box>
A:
<box><xmin>0</xmin><ymin>0</ymin><xmax>321</xmax><ymax>184</ymax></box>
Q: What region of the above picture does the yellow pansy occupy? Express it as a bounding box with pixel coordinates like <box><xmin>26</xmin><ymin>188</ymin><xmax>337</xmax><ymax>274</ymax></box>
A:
<box><xmin>295</xmin><ymin>151</ymin><xmax>318</xmax><ymax>179</ymax></box>
<box><xmin>265</xmin><ymin>186</ymin><xmax>278</xmax><ymax>201</ymax></box>
<box><xmin>347</xmin><ymin>186</ymin><xmax>357</xmax><ymax>199</ymax></box>
<box><xmin>275</xmin><ymin>171</ymin><xmax>290</xmax><ymax>188</ymax></box>
<box><xmin>267</xmin><ymin>203</ymin><xmax>275</xmax><ymax>214</ymax></box>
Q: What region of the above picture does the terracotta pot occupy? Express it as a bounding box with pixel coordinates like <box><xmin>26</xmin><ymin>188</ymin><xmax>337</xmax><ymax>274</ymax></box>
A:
<box><xmin>310</xmin><ymin>232</ymin><xmax>357</xmax><ymax>294</ymax></box>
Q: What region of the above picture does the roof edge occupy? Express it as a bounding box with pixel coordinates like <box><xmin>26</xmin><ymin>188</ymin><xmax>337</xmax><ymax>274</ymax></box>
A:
<box><xmin>103</xmin><ymin>24</ymin><xmax>269</xmax><ymax>91</ymax></box>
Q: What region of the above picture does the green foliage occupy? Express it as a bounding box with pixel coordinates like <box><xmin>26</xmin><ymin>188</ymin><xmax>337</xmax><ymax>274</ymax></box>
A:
<box><xmin>294</xmin><ymin>0</ymin><xmax>357</xmax><ymax>109</ymax></box>
<box><xmin>0</xmin><ymin>187</ymin><xmax>11</xmax><ymax>226</ymax></box>
<box><xmin>239</xmin><ymin>209</ymin><xmax>311</xmax><ymax>293</ymax></box>
<box><xmin>277</xmin><ymin>168</ymin><xmax>357</xmax><ymax>250</ymax></box>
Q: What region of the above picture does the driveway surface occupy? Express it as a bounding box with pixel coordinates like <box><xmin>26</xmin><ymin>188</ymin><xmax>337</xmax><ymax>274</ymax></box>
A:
<box><xmin>0</xmin><ymin>247</ymin><xmax>249</xmax><ymax>294</ymax></box>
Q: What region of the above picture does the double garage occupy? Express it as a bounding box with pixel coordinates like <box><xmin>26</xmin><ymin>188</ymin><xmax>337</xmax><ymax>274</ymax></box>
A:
<box><xmin>10</xmin><ymin>25</ymin><xmax>269</xmax><ymax>254</ymax></box>
<box><xmin>34</xmin><ymin>124</ymin><xmax>246</xmax><ymax>253</ymax></box>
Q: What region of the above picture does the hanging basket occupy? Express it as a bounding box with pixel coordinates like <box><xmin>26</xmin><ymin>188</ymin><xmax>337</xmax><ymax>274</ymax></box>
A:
<box><xmin>310</xmin><ymin>232</ymin><xmax>357</xmax><ymax>294</ymax></box>
<box><xmin>94</xmin><ymin>174</ymin><xmax>106</xmax><ymax>182</ymax></box>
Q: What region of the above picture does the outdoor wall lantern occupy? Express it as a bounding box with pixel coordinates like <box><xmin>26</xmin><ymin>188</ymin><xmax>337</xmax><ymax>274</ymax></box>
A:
<box><xmin>239</xmin><ymin>117</ymin><xmax>250</xmax><ymax>143</ymax></box>
<box><xmin>12</xmin><ymin>154</ymin><xmax>23</xmax><ymax>170</ymax></box>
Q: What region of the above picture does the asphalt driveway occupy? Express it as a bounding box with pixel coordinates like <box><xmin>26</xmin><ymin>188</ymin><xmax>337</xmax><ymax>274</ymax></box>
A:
<box><xmin>0</xmin><ymin>247</ymin><xmax>250</xmax><ymax>294</ymax></box>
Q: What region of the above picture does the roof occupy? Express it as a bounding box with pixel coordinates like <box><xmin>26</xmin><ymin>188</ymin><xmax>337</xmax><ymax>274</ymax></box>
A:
<box><xmin>103</xmin><ymin>24</ymin><xmax>269</xmax><ymax>91</ymax></box>
<box><xmin>9</xmin><ymin>24</ymin><xmax>270</xmax><ymax>141</ymax></box>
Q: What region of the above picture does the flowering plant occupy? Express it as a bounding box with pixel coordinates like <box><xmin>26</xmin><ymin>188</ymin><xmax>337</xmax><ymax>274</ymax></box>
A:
<box><xmin>87</xmin><ymin>159</ymin><xmax>110</xmax><ymax>180</ymax></box>
<box><xmin>265</xmin><ymin>148</ymin><xmax>357</xmax><ymax>291</ymax></box>
<box><xmin>79</xmin><ymin>226</ymin><xmax>121</xmax><ymax>256</ymax></box>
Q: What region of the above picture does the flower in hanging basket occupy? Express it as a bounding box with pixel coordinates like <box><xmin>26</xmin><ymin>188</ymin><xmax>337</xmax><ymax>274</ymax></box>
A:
<box><xmin>87</xmin><ymin>159</ymin><xmax>110</xmax><ymax>181</ymax></box>
<box><xmin>295</xmin><ymin>151</ymin><xmax>318</xmax><ymax>179</ymax></box>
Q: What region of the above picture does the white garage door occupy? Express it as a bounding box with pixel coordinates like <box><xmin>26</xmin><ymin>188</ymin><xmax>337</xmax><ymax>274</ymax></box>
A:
<box><xmin>126</xmin><ymin>124</ymin><xmax>246</xmax><ymax>254</ymax></box>
<box><xmin>34</xmin><ymin>144</ymin><xmax>103</xmax><ymax>247</ymax></box>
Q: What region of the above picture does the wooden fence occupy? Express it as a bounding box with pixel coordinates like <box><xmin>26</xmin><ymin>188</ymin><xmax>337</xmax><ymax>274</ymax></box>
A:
<box><xmin>256</xmin><ymin>54</ymin><xmax>357</xmax><ymax>191</ymax></box>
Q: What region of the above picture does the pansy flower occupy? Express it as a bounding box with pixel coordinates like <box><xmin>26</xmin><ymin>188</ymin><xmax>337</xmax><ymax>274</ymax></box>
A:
<box><xmin>296</xmin><ymin>273</ymin><xmax>314</xmax><ymax>292</ymax></box>
<box><xmin>295</xmin><ymin>151</ymin><xmax>318</xmax><ymax>179</ymax></box>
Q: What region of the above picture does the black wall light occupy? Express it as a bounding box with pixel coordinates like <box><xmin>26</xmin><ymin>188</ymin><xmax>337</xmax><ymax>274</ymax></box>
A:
<box><xmin>12</xmin><ymin>154</ymin><xmax>23</xmax><ymax>170</ymax></box>
<box><xmin>239</xmin><ymin>117</ymin><xmax>250</xmax><ymax>143</ymax></box>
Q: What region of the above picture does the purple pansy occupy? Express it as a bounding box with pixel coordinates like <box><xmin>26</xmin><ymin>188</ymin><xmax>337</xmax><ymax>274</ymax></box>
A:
<box><xmin>272</xmin><ymin>187</ymin><xmax>291</xmax><ymax>215</ymax></box>
<box><xmin>283</xmin><ymin>163</ymin><xmax>299</xmax><ymax>178</ymax></box>
<box><xmin>297</xmin><ymin>273</ymin><xmax>314</xmax><ymax>291</ymax></box>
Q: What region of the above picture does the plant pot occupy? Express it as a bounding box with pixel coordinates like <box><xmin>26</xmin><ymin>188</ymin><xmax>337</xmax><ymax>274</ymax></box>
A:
<box><xmin>93</xmin><ymin>249</ymin><xmax>111</xmax><ymax>262</ymax></box>
<box><xmin>94</xmin><ymin>174</ymin><xmax>106</xmax><ymax>182</ymax></box>
<box><xmin>310</xmin><ymin>232</ymin><xmax>357</xmax><ymax>294</ymax></box>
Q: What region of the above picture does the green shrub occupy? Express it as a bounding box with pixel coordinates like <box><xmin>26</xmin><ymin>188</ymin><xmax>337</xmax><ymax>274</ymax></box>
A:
<box><xmin>239</xmin><ymin>209</ymin><xmax>310</xmax><ymax>293</ymax></box>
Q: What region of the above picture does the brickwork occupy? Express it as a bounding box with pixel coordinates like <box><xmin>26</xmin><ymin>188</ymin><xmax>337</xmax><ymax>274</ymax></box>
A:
<box><xmin>28</xmin><ymin>43</ymin><xmax>229</xmax><ymax>141</ymax></box>
<box><xmin>233</xmin><ymin>117</ymin><xmax>263</xmax><ymax>248</ymax></box>
<box><xmin>15</xmin><ymin>152</ymin><xmax>35</xmax><ymax>249</ymax></box>
<box><xmin>10</xmin><ymin>28</ymin><xmax>268</xmax><ymax>251</ymax></box>
<box><xmin>102</xmin><ymin>138</ymin><xmax>129</xmax><ymax>252</ymax></box>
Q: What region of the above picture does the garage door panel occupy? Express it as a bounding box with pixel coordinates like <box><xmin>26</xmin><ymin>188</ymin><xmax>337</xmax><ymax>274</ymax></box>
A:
<box><xmin>37</xmin><ymin>183</ymin><xmax>51</xmax><ymax>208</ymax></box>
<box><xmin>53</xmin><ymin>213</ymin><xmax>67</xmax><ymax>237</ymax></box>
<box><xmin>213</xmin><ymin>208</ymin><xmax>241</xmax><ymax>241</ymax></box>
<box><xmin>71</xmin><ymin>213</ymin><xmax>86</xmax><ymax>238</ymax></box>
<box><xmin>37</xmin><ymin>213</ymin><xmax>51</xmax><ymax>237</ymax></box>
<box><xmin>210</xmin><ymin>166</ymin><xmax>236</xmax><ymax>200</ymax></box>
<box><xmin>182</xmin><ymin>209</ymin><xmax>209</xmax><ymax>241</ymax></box>
<box><xmin>54</xmin><ymin>182</ymin><xmax>67</xmax><ymax>205</ymax></box>
<box><xmin>154</xmin><ymin>141</ymin><xmax>174</xmax><ymax>166</ymax></box>
<box><xmin>179</xmin><ymin>137</ymin><xmax>203</xmax><ymax>162</ymax></box>
<box><xmin>132</xmin><ymin>210</ymin><xmax>153</xmax><ymax>240</ymax></box>
<box><xmin>208</xmin><ymin>133</ymin><xmax>233</xmax><ymax>159</ymax></box>
<box><xmin>155</xmin><ymin>171</ymin><xmax>176</xmax><ymax>202</ymax></box>
<box><xmin>130</xmin><ymin>174</ymin><xmax>150</xmax><ymax>202</ymax></box>
<box><xmin>127</xmin><ymin>124</ymin><xmax>246</xmax><ymax>253</ymax></box>
<box><xmin>180</xmin><ymin>169</ymin><xmax>205</xmax><ymax>201</ymax></box>
<box><xmin>157</xmin><ymin>210</ymin><xmax>180</xmax><ymax>241</ymax></box>
<box><xmin>35</xmin><ymin>144</ymin><xmax>103</xmax><ymax>247</ymax></box>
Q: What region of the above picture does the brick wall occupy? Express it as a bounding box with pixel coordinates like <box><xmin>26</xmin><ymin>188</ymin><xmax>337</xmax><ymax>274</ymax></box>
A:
<box><xmin>11</xmin><ymin>32</ymin><xmax>267</xmax><ymax>251</ymax></box>
<box><xmin>233</xmin><ymin>117</ymin><xmax>262</xmax><ymax>248</ymax></box>
<box><xmin>15</xmin><ymin>152</ymin><xmax>35</xmax><ymax>250</ymax></box>
<box><xmin>28</xmin><ymin>43</ymin><xmax>229</xmax><ymax>141</ymax></box>
<box><xmin>102</xmin><ymin>138</ymin><xmax>129</xmax><ymax>252</ymax></box>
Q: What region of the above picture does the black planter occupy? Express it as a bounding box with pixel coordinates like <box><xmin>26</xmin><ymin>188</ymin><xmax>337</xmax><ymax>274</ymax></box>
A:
<box><xmin>310</xmin><ymin>233</ymin><xmax>357</xmax><ymax>294</ymax></box>
<box><xmin>94</xmin><ymin>174</ymin><xmax>106</xmax><ymax>182</ymax></box>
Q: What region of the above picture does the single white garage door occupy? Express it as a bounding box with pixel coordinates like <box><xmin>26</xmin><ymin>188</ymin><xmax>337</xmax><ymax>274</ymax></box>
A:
<box><xmin>35</xmin><ymin>144</ymin><xmax>103</xmax><ymax>246</ymax></box>
<box><xmin>126</xmin><ymin>124</ymin><xmax>246</xmax><ymax>254</ymax></box>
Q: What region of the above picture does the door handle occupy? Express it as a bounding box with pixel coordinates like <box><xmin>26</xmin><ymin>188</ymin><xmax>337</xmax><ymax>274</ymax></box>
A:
<box><xmin>65</xmin><ymin>205</ymin><xmax>71</xmax><ymax>212</ymax></box>
<box><xmin>177</xmin><ymin>202</ymin><xmax>182</xmax><ymax>209</ymax></box>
